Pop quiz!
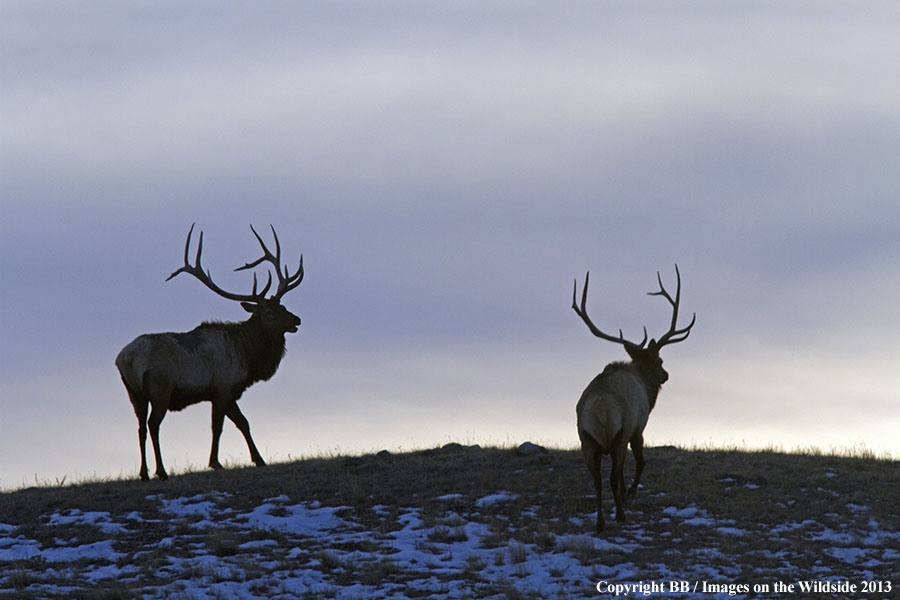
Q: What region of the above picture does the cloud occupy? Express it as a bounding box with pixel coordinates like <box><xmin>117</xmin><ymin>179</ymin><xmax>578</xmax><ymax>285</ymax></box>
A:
<box><xmin>2</xmin><ymin>1</ymin><xmax>899</xmax><ymax>487</ymax></box>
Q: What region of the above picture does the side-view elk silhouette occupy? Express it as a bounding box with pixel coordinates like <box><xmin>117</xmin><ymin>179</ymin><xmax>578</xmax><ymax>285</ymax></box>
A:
<box><xmin>572</xmin><ymin>265</ymin><xmax>695</xmax><ymax>531</ymax></box>
<box><xmin>116</xmin><ymin>224</ymin><xmax>303</xmax><ymax>481</ymax></box>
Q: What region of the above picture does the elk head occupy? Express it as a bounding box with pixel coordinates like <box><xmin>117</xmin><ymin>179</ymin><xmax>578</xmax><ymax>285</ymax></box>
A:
<box><xmin>166</xmin><ymin>223</ymin><xmax>303</xmax><ymax>335</ymax></box>
<box><xmin>572</xmin><ymin>265</ymin><xmax>695</xmax><ymax>389</ymax></box>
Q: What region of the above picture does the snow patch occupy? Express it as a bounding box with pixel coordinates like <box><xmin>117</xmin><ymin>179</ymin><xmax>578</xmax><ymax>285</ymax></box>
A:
<box><xmin>239</xmin><ymin>501</ymin><xmax>353</xmax><ymax>536</ymax></box>
<box><xmin>475</xmin><ymin>491</ymin><xmax>519</xmax><ymax>507</ymax></box>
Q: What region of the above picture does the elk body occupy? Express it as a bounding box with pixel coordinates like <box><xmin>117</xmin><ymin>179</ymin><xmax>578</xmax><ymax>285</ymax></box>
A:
<box><xmin>572</xmin><ymin>266</ymin><xmax>695</xmax><ymax>531</ymax></box>
<box><xmin>116</xmin><ymin>224</ymin><xmax>303</xmax><ymax>481</ymax></box>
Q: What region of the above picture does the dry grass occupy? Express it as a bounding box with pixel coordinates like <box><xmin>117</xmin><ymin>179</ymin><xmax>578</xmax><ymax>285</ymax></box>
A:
<box><xmin>3</xmin><ymin>443</ymin><xmax>898</xmax><ymax>538</ymax></box>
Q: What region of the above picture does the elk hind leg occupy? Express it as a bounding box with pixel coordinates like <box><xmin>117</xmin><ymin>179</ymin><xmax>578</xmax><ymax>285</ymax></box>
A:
<box><xmin>627</xmin><ymin>433</ymin><xmax>645</xmax><ymax>502</ymax></box>
<box><xmin>580</xmin><ymin>436</ymin><xmax>606</xmax><ymax>532</ymax></box>
<box><xmin>226</xmin><ymin>402</ymin><xmax>266</xmax><ymax>467</ymax></box>
<box><xmin>124</xmin><ymin>379</ymin><xmax>150</xmax><ymax>482</ymax></box>
<box><xmin>610</xmin><ymin>440</ymin><xmax>628</xmax><ymax>522</ymax></box>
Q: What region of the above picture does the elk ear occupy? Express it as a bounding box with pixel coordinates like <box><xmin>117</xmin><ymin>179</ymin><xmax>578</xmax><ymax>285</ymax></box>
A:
<box><xmin>647</xmin><ymin>339</ymin><xmax>660</xmax><ymax>352</ymax></box>
<box><xmin>624</xmin><ymin>342</ymin><xmax>643</xmax><ymax>361</ymax></box>
<box><xmin>241</xmin><ymin>302</ymin><xmax>258</xmax><ymax>314</ymax></box>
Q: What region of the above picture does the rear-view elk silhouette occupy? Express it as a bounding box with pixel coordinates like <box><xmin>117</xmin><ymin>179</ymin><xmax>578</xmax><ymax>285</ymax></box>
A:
<box><xmin>572</xmin><ymin>265</ymin><xmax>695</xmax><ymax>531</ymax></box>
<box><xmin>116</xmin><ymin>224</ymin><xmax>304</xmax><ymax>481</ymax></box>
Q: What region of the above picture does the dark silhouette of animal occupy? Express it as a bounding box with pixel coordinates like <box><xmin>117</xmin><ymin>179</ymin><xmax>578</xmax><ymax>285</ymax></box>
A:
<box><xmin>116</xmin><ymin>224</ymin><xmax>303</xmax><ymax>481</ymax></box>
<box><xmin>572</xmin><ymin>265</ymin><xmax>695</xmax><ymax>531</ymax></box>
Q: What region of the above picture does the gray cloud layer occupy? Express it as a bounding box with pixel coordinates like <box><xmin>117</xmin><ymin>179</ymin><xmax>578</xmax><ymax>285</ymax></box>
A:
<box><xmin>2</xmin><ymin>1</ymin><xmax>899</xmax><ymax>487</ymax></box>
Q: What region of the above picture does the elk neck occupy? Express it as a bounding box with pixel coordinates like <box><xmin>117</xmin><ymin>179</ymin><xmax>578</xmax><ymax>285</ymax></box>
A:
<box><xmin>632</xmin><ymin>361</ymin><xmax>664</xmax><ymax>412</ymax></box>
<box><xmin>605</xmin><ymin>359</ymin><xmax>664</xmax><ymax>412</ymax></box>
<box><xmin>228</xmin><ymin>313</ymin><xmax>288</xmax><ymax>384</ymax></box>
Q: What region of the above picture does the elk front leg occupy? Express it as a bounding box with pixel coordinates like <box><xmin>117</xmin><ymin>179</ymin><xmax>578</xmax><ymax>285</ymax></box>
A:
<box><xmin>209</xmin><ymin>401</ymin><xmax>227</xmax><ymax>470</ymax></box>
<box><xmin>226</xmin><ymin>402</ymin><xmax>266</xmax><ymax>466</ymax></box>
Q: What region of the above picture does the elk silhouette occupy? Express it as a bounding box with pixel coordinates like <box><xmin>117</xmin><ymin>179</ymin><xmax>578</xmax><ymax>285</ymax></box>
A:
<box><xmin>116</xmin><ymin>224</ymin><xmax>303</xmax><ymax>481</ymax></box>
<box><xmin>572</xmin><ymin>265</ymin><xmax>695</xmax><ymax>531</ymax></box>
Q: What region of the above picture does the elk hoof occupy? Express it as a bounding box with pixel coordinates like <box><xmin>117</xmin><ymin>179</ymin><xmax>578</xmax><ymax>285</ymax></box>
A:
<box><xmin>139</xmin><ymin>471</ymin><xmax>150</xmax><ymax>482</ymax></box>
<box><xmin>209</xmin><ymin>461</ymin><xmax>224</xmax><ymax>470</ymax></box>
<box><xmin>156</xmin><ymin>472</ymin><xmax>169</xmax><ymax>481</ymax></box>
<box><xmin>253</xmin><ymin>457</ymin><xmax>267</xmax><ymax>467</ymax></box>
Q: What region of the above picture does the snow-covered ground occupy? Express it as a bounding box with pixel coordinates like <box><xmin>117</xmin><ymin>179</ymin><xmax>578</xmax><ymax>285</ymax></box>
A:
<box><xmin>1</xmin><ymin>488</ymin><xmax>897</xmax><ymax>599</ymax></box>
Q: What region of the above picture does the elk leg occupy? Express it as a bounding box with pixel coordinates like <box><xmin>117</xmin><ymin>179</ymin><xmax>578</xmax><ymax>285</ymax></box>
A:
<box><xmin>147</xmin><ymin>404</ymin><xmax>169</xmax><ymax>481</ymax></box>
<box><xmin>627</xmin><ymin>434</ymin><xmax>645</xmax><ymax>502</ymax></box>
<box><xmin>136</xmin><ymin>407</ymin><xmax>149</xmax><ymax>482</ymax></box>
<box><xmin>126</xmin><ymin>385</ymin><xmax>150</xmax><ymax>482</ymax></box>
<box><xmin>225</xmin><ymin>402</ymin><xmax>266</xmax><ymax>466</ymax></box>
<box><xmin>209</xmin><ymin>402</ymin><xmax>226</xmax><ymax>470</ymax></box>
<box><xmin>580</xmin><ymin>437</ymin><xmax>605</xmax><ymax>531</ymax></box>
<box><xmin>610</xmin><ymin>442</ymin><xmax>627</xmax><ymax>522</ymax></box>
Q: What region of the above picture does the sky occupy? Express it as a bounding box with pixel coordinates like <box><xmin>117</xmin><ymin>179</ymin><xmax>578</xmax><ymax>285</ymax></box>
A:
<box><xmin>2</xmin><ymin>1</ymin><xmax>899</xmax><ymax>489</ymax></box>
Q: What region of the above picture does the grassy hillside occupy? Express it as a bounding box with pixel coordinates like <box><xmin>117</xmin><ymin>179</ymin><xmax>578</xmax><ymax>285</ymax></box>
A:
<box><xmin>1</xmin><ymin>445</ymin><xmax>898</xmax><ymax>599</ymax></box>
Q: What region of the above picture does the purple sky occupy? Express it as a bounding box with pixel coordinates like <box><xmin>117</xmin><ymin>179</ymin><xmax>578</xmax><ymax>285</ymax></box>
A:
<box><xmin>2</xmin><ymin>1</ymin><xmax>899</xmax><ymax>488</ymax></box>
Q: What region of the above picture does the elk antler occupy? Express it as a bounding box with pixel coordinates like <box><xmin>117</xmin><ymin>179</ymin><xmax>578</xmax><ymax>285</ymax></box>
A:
<box><xmin>166</xmin><ymin>224</ymin><xmax>302</xmax><ymax>303</ymax></box>
<box><xmin>234</xmin><ymin>225</ymin><xmax>303</xmax><ymax>301</ymax></box>
<box><xmin>572</xmin><ymin>271</ymin><xmax>649</xmax><ymax>351</ymax></box>
<box><xmin>647</xmin><ymin>264</ymin><xmax>696</xmax><ymax>348</ymax></box>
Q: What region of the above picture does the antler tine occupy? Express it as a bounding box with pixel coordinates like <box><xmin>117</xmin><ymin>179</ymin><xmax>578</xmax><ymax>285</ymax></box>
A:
<box><xmin>270</xmin><ymin>224</ymin><xmax>281</xmax><ymax>265</ymax></box>
<box><xmin>572</xmin><ymin>271</ymin><xmax>648</xmax><ymax>349</ymax></box>
<box><xmin>263</xmin><ymin>224</ymin><xmax>303</xmax><ymax>300</ymax></box>
<box><xmin>166</xmin><ymin>223</ymin><xmax>196</xmax><ymax>282</ymax></box>
<box><xmin>649</xmin><ymin>264</ymin><xmax>696</xmax><ymax>347</ymax></box>
<box><xmin>166</xmin><ymin>224</ymin><xmax>209</xmax><ymax>283</ymax></box>
<box><xmin>647</xmin><ymin>266</ymin><xmax>679</xmax><ymax>327</ymax></box>
<box><xmin>233</xmin><ymin>224</ymin><xmax>303</xmax><ymax>301</ymax></box>
<box><xmin>273</xmin><ymin>253</ymin><xmax>303</xmax><ymax>300</ymax></box>
<box><xmin>659</xmin><ymin>312</ymin><xmax>696</xmax><ymax>345</ymax></box>
<box><xmin>250</xmin><ymin>270</ymin><xmax>273</xmax><ymax>298</ymax></box>
<box><xmin>235</xmin><ymin>224</ymin><xmax>278</xmax><ymax>272</ymax></box>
